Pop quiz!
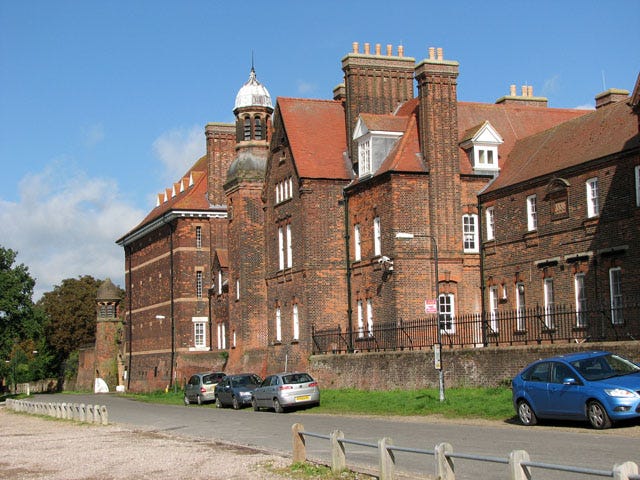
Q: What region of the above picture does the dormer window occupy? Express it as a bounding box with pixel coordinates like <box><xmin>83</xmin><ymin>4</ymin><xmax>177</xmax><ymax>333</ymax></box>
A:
<box><xmin>460</xmin><ymin>121</ymin><xmax>503</xmax><ymax>175</ymax></box>
<box><xmin>353</xmin><ymin>115</ymin><xmax>405</xmax><ymax>178</ymax></box>
<box><xmin>358</xmin><ymin>138</ymin><xmax>372</xmax><ymax>175</ymax></box>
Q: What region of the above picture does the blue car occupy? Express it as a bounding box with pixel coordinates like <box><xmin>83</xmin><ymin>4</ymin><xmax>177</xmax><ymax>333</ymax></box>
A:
<box><xmin>214</xmin><ymin>373</ymin><xmax>262</xmax><ymax>409</ymax></box>
<box><xmin>512</xmin><ymin>351</ymin><xmax>640</xmax><ymax>429</ymax></box>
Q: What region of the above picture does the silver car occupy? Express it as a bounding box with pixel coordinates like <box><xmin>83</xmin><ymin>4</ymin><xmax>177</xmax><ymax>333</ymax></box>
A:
<box><xmin>183</xmin><ymin>371</ymin><xmax>226</xmax><ymax>405</ymax></box>
<box><xmin>251</xmin><ymin>372</ymin><xmax>320</xmax><ymax>413</ymax></box>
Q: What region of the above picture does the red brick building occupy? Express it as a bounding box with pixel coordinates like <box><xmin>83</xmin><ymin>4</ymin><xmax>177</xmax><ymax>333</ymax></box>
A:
<box><xmin>113</xmin><ymin>42</ymin><xmax>639</xmax><ymax>391</ymax></box>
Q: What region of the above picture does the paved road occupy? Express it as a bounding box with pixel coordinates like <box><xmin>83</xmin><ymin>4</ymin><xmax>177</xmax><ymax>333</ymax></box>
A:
<box><xmin>32</xmin><ymin>393</ymin><xmax>640</xmax><ymax>480</ymax></box>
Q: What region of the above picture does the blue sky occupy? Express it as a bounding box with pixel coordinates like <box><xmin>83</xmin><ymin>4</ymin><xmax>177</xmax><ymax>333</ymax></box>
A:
<box><xmin>1</xmin><ymin>0</ymin><xmax>638</xmax><ymax>299</ymax></box>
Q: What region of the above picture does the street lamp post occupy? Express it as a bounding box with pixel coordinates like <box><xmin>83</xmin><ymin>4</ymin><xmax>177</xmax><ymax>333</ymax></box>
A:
<box><xmin>396</xmin><ymin>231</ymin><xmax>445</xmax><ymax>402</ymax></box>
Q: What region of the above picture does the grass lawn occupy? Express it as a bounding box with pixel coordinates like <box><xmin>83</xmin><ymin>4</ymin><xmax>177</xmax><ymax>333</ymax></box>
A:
<box><xmin>122</xmin><ymin>386</ymin><xmax>515</xmax><ymax>421</ymax></box>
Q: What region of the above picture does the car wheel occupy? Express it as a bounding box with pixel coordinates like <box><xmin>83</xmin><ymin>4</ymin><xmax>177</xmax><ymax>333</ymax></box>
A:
<box><xmin>216</xmin><ymin>396</ymin><xmax>223</xmax><ymax>408</ymax></box>
<box><xmin>232</xmin><ymin>396</ymin><xmax>240</xmax><ymax>410</ymax></box>
<box><xmin>273</xmin><ymin>398</ymin><xmax>284</xmax><ymax>414</ymax></box>
<box><xmin>517</xmin><ymin>400</ymin><xmax>537</xmax><ymax>426</ymax></box>
<box><xmin>196</xmin><ymin>395</ymin><xmax>202</xmax><ymax>405</ymax></box>
<box><xmin>183</xmin><ymin>395</ymin><xmax>190</xmax><ymax>406</ymax></box>
<box><xmin>587</xmin><ymin>400</ymin><xmax>612</xmax><ymax>429</ymax></box>
<box><xmin>252</xmin><ymin>397</ymin><xmax>260</xmax><ymax>411</ymax></box>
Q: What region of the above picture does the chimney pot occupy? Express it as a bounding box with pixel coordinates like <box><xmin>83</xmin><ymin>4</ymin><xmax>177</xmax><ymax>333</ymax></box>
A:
<box><xmin>437</xmin><ymin>47</ymin><xmax>443</xmax><ymax>61</ymax></box>
<box><xmin>398</xmin><ymin>45</ymin><xmax>404</xmax><ymax>57</ymax></box>
<box><xmin>510</xmin><ymin>84</ymin><xmax>516</xmax><ymax>96</ymax></box>
<box><xmin>364</xmin><ymin>43</ymin><xmax>371</xmax><ymax>55</ymax></box>
<box><xmin>521</xmin><ymin>85</ymin><xmax>527</xmax><ymax>96</ymax></box>
<box><xmin>528</xmin><ymin>86</ymin><xmax>533</xmax><ymax>97</ymax></box>
<box><xmin>429</xmin><ymin>47</ymin><xmax>435</xmax><ymax>60</ymax></box>
<box><xmin>352</xmin><ymin>42</ymin><xmax>359</xmax><ymax>54</ymax></box>
<box><xmin>386</xmin><ymin>44</ymin><xmax>392</xmax><ymax>56</ymax></box>
<box><xmin>375</xmin><ymin>43</ymin><xmax>381</xmax><ymax>55</ymax></box>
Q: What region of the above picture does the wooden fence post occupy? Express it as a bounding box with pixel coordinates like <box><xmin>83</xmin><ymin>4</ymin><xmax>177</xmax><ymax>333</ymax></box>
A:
<box><xmin>379</xmin><ymin>437</ymin><xmax>395</xmax><ymax>480</ymax></box>
<box><xmin>291</xmin><ymin>423</ymin><xmax>306</xmax><ymax>463</ymax></box>
<box><xmin>509</xmin><ymin>450</ymin><xmax>531</xmax><ymax>480</ymax></box>
<box><xmin>613</xmin><ymin>461</ymin><xmax>639</xmax><ymax>480</ymax></box>
<box><xmin>330</xmin><ymin>430</ymin><xmax>345</xmax><ymax>473</ymax></box>
<box><xmin>435</xmin><ymin>442</ymin><xmax>455</xmax><ymax>480</ymax></box>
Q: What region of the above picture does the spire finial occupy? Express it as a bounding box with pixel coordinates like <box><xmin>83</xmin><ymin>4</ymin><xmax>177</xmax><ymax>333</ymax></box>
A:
<box><xmin>251</xmin><ymin>50</ymin><xmax>255</xmax><ymax>73</ymax></box>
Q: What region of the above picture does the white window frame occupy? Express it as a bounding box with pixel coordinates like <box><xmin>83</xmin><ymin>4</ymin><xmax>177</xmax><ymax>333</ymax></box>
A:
<box><xmin>574</xmin><ymin>273</ymin><xmax>587</xmax><ymax>327</ymax></box>
<box><xmin>195</xmin><ymin>226</ymin><xmax>202</xmax><ymax>249</ymax></box>
<box><xmin>235</xmin><ymin>278</ymin><xmax>240</xmax><ymax>301</ymax></box>
<box><xmin>516</xmin><ymin>283</ymin><xmax>526</xmax><ymax>331</ymax></box>
<box><xmin>373</xmin><ymin>216</ymin><xmax>381</xmax><ymax>256</ymax></box>
<box><xmin>232</xmin><ymin>330</ymin><xmax>237</xmax><ymax>348</ymax></box>
<box><xmin>354</xmin><ymin>224</ymin><xmax>361</xmax><ymax>261</ymax></box>
<box><xmin>462</xmin><ymin>214</ymin><xmax>479</xmax><ymax>253</ymax></box>
<box><xmin>474</xmin><ymin>146</ymin><xmax>498</xmax><ymax>169</ymax></box>
<box><xmin>196</xmin><ymin>271</ymin><xmax>203</xmax><ymax>299</ymax></box>
<box><xmin>489</xmin><ymin>286</ymin><xmax>499</xmax><ymax>332</ymax></box>
<box><xmin>586</xmin><ymin>177</ymin><xmax>599</xmax><ymax>218</ymax></box>
<box><xmin>357</xmin><ymin>300</ymin><xmax>364</xmax><ymax>338</ymax></box>
<box><xmin>366</xmin><ymin>298</ymin><xmax>374</xmax><ymax>337</ymax></box>
<box><xmin>286</xmin><ymin>224</ymin><xmax>292</xmax><ymax>268</ymax></box>
<box><xmin>358</xmin><ymin>137</ymin><xmax>372</xmax><ymax>176</ymax></box>
<box><xmin>485</xmin><ymin>207</ymin><xmax>495</xmax><ymax>241</ymax></box>
<box><xmin>191</xmin><ymin>317</ymin><xmax>208</xmax><ymax>350</ymax></box>
<box><xmin>217</xmin><ymin>322</ymin><xmax>226</xmax><ymax>350</ymax></box>
<box><xmin>292</xmin><ymin>304</ymin><xmax>299</xmax><ymax>341</ymax></box>
<box><xmin>544</xmin><ymin>278</ymin><xmax>555</xmax><ymax>328</ymax></box>
<box><xmin>275</xmin><ymin>307</ymin><xmax>282</xmax><ymax>342</ymax></box>
<box><xmin>635</xmin><ymin>165</ymin><xmax>640</xmax><ymax>207</ymax></box>
<box><xmin>527</xmin><ymin>195</ymin><xmax>537</xmax><ymax>231</ymax></box>
<box><xmin>278</xmin><ymin>227</ymin><xmax>285</xmax><ymax>271</ymax></box>
<box><xmin>217</xmin><ymin>270</ymin><xmax>222</xmax><ymax>295</ymax></box>
<box><xmin>609</xmin><ymin>267</ymin><xmax>623</xmax><ymax>325</ymax></box>
<box><xmin>438</xmin><ymin>293</ymin><xmax>455</xmax><ymax>333</ymax></box>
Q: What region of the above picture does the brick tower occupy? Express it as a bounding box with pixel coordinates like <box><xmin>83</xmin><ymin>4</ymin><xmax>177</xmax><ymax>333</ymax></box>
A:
<box><xmin>94</xmin><ymin>278</ymin><xmax>123</xmax><ymax>391</ymax></box>
<box><xmin>223</xmin><ymin>67</ymin><xmax>273</xmax><ymax>375</ymax></box>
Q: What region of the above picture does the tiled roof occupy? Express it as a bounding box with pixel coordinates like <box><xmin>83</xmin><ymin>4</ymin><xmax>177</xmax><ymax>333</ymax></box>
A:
<box><xmin>214</xmin><ymin>248</ymin><xmax>228</xmax><ymax>268</ymax></box>
<box><xmin>118</xmin><ymin>155</ymin><xmax>212</xmax><ymax>242</ymax></box>
<box><xmin>377</xmin><ymin>114</ymin><xmax>425</xmax><ymax>174</ymax></box>
<box><xmin>484</xmin><ymin>100</ymin><xmax>639</xmax><ymax>192</ymax></box>
<box><xmin>456</xmin><ymin>102</ymin><xmax>588</xmax><ymax>175</ymax></box>
<box><xmin>359</xmin><ymin>113</ymin><xmax>409</xmax><ymax>133</ymax></box>
<box><xmin>277</xmin><ymin>97</ymin><xmax>352</xmax><ymax>179</ymax></box>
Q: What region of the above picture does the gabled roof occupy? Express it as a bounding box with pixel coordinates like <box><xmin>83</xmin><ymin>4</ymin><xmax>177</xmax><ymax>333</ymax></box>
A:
<box><xmin>116</xmin><ymin>155</ymin><xmax>215</xmax><ymax>245</ymax></box>
<box><xmin>214</xmin><ymin>248</ymin><xmax>228</xmax><ymax>269</ymax></box>
<box><xmin>376</xmin><ymin>114</ymin><xmax>425</xmax><ymax>174</ymax></box>
<box><xmin>355</xmin><ymin>113</ymin><xmax>409</xmax><ymax>137</ymax></box>
<box><xmin>484</xmin><ymin>100</ymin><xmax>640</xmax><ymax>193</ymax></box>
<box><xmin>277</xmin><ymin>97</ymin><xmax>352</xmax><ymax>180</ymax></box>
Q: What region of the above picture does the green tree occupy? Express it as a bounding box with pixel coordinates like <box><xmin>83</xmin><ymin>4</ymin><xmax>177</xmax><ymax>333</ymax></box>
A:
<box><xmin>38</xmin><ymin>275</ymin><xmax>104</xmax><ymax>380</ymax></box>
<box><xmin>0</xmin><ymin>246</ymin><xmax>49</xmax><ymax>390</ymax></box>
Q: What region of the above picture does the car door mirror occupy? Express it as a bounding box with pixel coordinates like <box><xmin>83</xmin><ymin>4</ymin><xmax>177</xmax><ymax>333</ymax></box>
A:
<box><xmin>562</xmin><ymin>377</ymin><xmax>578</xmax><ymax>385</ymax></box>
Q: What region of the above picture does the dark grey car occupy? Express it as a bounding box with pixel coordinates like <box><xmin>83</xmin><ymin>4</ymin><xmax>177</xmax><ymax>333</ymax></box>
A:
<box><xmin>183</xmin><ymin>371</ymin><xmax>226</xmax><ymax>405</ymax></box>
<box><xmin>214</xmin><ymin>373</ymin><xmax>262</xmax><ymax>409</ymax></box>
<box><xmin>251</xmin><ymin>372</ymin><xmax>320</xmax><ymax>413</ymax></box>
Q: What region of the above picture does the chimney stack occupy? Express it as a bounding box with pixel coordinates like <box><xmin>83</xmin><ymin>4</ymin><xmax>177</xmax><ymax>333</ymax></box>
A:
<box><xmin>496</xmin><ymin>83</ymin><xmax>547</xmax><ymax>108</ymax></box>
<box><xmin>595</xmin><ymin>88</ymin><xmax>630</xmax><ymax>109</ymax></box>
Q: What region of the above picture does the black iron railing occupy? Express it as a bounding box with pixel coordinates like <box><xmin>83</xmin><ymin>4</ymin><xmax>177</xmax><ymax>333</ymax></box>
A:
<box><xmin>311</xmin><ymin>300</ymin><xmax>640</xmax><ymax>354</ymax></box>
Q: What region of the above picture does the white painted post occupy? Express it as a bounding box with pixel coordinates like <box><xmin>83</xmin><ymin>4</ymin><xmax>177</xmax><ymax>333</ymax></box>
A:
<box><xmin>435</xmin><ymin>442</ymin><xmax>455</xmax><ymax>480</ymax></box>
<box><xmin>291</xmin><ymin>423</ymin><xmax>306</xmax><ymax>463</ymax></box>
<box><xmin>79</xmin><ymin>403</ymin><xmax>86</xmax><ymax>422</ymax></box>
<box><xmin>378</xmin><ymin>437</ymin><xmax>395</xmax><ymax>480</ymax></box>
<box><xmin>99</xmin><ymin>405</ymin><xmax>108</xmax><ymax>425</ymax></box>
<box><xmin>330</xmin><ymin>430</ymin><xmax>346</xmax><ymax>473</ymax></box>
<box><xmin>509</xmin><ymin>450</ymin><xmax>531</xmax><ymax>480</ymax></box>
<box><xmin>613</xmin><ymin>461</ymin><xmax>639</xmax><ymax>480</ymax></box>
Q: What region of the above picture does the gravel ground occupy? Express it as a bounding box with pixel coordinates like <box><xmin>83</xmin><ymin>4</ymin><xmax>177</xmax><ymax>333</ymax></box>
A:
<box><xmin>0</xmin><ymin>405</ymin><xmax>294</xmax><ymax>480</ymax></box>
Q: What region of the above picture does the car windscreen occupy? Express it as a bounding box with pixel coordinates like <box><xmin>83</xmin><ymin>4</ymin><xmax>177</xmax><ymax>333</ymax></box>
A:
<box><xmin>282</xmin><ymin>373</ymin><xmax>313</xmax><ymax>384</ymax></box>
<box><xmin>571</xmin><ymin>354</ymin><xmax>640</xmax><ymax>381</ymax></box>
<box><xmin>202</xmin><ymin>374</ymin><xmax>217</xmax><ymax>384</ymax></box>
<box><xmin>232</xmin><ymin>376</ymin><xmax>261</xmax><ymax>387</ymax></box>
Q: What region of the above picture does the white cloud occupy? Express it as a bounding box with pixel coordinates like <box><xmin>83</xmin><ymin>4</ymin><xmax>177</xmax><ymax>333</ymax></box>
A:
<box><xmin>0</xmin><ymin>160</ymin><xmax>145</xmax><ymax>301</ymax></box>
<box><xmin>574</xmin><ymin>104</ymin><xmax>595</xmax><ymax>111</ymax></box>
<box><xmin>541</xmin><ymin>75</ymin><xmax>561</xmax><ymax>96</ymax></box>
<box><xmin>152</xmin><ymin>126</ymin><xmax>205</xmax><ymax>183</ymax></box>
<box><xmin>82</xmin><ymin>123</ymin><xmax>105</xmax><ymax>148</ymax></box>
<box><xmin>297</xmin><ymin>80</ymin><xmax>316</xmax><ymax>95</ymax></box>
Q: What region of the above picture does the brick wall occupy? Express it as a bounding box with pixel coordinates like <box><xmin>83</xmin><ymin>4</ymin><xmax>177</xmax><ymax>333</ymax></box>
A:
<box><xmin>309</xmin><ymin>341</ymin><xmax>640</xmax><ymax>390</ymax></box>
